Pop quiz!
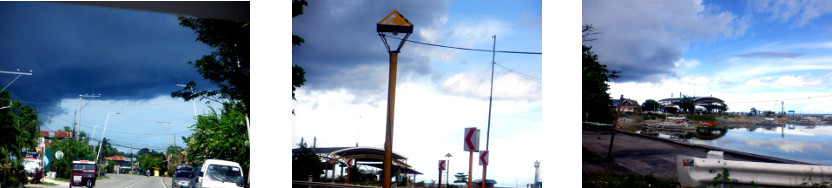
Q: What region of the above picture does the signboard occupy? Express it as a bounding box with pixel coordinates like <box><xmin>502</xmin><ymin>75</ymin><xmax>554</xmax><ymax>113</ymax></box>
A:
<box><xmin>439</xmin><ymin>160</ymin><xmax>446</xmax><ymax>171</ymax></box>
<box><xmin>479</xmin><ymin>151</ymin><xmax>489</xmax><ymax>166</ymax></box>
<box><xmin>38</xmin><ymin>138</ymin><xmax>45</xmax><ymax>148</ymax></box>
<box><xmin>377</xmin><ymin>10</ymin><xmax>414</xmax><ymax>34</ymax></box>
<box><xmin>464</xmin><ymin>127</ymin><xmax>480</xmax><ymax>152</ymax></box>
<box><xmin>347</xmin><ymin>159</ymin><xmax>354</xmax><ymax>168</ymax></box>
<box><xmin>24</xmin><ymin>152</ymin><xmax>38</xmax><ymax>159</ymax></box>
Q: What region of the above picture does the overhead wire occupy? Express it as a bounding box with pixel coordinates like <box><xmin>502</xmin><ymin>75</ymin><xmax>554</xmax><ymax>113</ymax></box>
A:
<box><xmin>384</xmin><ymin>35</ymin><xmax>542</xmax><ymax>55</ymax></box>
<box><xmin>494</xmin><ymin>62</ymin><xmax>542</xmax><ymax>83</ymax></box>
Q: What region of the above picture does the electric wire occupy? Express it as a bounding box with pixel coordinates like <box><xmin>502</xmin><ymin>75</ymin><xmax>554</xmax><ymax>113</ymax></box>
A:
<box><xmin>494</xmin><ymin>62</ymin><xmax>542</xmax><ymax>83</ymax></box>
<box><xmin>385</xmin><ymin>36</ymin><xmax>542</xmax><ymax>55</ymax></box>
<box><xmin>726</xmin><ymin>94</ymin><xmax>832</xmax><ymax>104</ymax></box>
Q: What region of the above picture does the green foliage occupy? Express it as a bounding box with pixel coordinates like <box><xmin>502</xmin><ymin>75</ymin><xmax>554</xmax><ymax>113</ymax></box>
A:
<box><xmin>48</xmin><ymin>138</ymin><xmax>95</xmax><ymax>179</ymax></box>
<box><xmin>453</xmin><ymin>172</ymin><xmax>468</xmax><ymax>183</ymax></box>
<box><xmin>709</xmin><ymin>169</ymin><xmax>733</xmax><ymax>188</ymax></box>
<box><xmin>138</xmin><ymin>154</ymin><xmax>161</xmax><ymax>172</ymax></box>
<box><xmin>641</xmin><ymin>99</ymin><xmax>661</xmax><ymax>112</ymax></box>
<box><xmin>582</xmin><ymin>44</ymin><xmax>619</xmax><ymax>123</ymax></box>
<box><xmin>293</xmin><ymin>141</ymin><xmax>323</xmax><ymax>181</ymax></box>
<box><xmin>293</xmin><ymin>64</ymin><xmax>307</xmax><ymax>115</ymax></box>
<box><xmin>583</xmin><ymin>170</ymin><xmax>679</xmax><ymax>188</ymax></box>
<box><xmin>0</xmin><ymin>90</ymin><xmax>41</xmax><ymax>187</ymax></box>
<box><xmin>173</xmin><ymin>15</ymin><xmax>250</xmax><ymax>116</ymax></box>
<box><xmin>184</xmin><ymin>102</ymin><xmax>249</xmax><ymax>178</ymax></box>
<box><xmin>95</xmin><ymin>137</ymin><xmax>119</xmax><ymax>162</ymax></box>
<box><xmin>106</xmin><ymin>160</ymin><xmax>117</xmax><ymax>173</ymax></box>
<box><xmin>679</xmin><ymin>96</ymin><xmax>695</xmax><ymax>114</ymax></box>
<box><xmin>292</xmin><ymin>0</ymin><xmax>308</xmax><ymax>46</ymax></box>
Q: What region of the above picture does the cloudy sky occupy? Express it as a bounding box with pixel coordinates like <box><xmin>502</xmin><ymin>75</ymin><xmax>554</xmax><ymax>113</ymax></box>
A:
<box><xmin>583</xmin><ymin>0</ymin><xmax>832</xmax><ymax>114</ymax></box>
<box><xmin>292</xmin><ymin>0</ymin><xmax>542</xmax><ymax>186</ymax></box>
<box><xmin>0</xmin><ymin>2</ymin><xmax>224</xmax><ymax>153</ymax></box>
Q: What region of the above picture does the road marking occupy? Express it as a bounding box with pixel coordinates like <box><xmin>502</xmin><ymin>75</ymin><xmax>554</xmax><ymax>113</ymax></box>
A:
<box><xmin>160</xmin><ymin>178</ymin><xmax>167</xmax><ymax>188</ymax></box>
<box><xmin>127</xmin><ymin>176</ymin><xmax>146</xmax><ymax>188</ymax></box>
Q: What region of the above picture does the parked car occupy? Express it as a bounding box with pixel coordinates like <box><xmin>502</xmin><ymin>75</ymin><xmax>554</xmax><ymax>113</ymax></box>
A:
<box><xmin>194</xmin><ymin>159</ymin><xmax>245</xmax><ymax>188</ymax></box>
<box><xmin>71</xmin><ymin>160</ymin><xmax>97</xmax><ymax>188</ymax></box>
<box><xmin>172</xmin><ymin>165</ymin><xmax>195</xmax><ymax>188</ymax></box>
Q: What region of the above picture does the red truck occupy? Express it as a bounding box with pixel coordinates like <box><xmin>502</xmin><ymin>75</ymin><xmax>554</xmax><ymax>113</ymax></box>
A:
<box><xmin>71</xmin><ymin>160</ymin><xmax>97</xmax><ymax>188</ymax></box>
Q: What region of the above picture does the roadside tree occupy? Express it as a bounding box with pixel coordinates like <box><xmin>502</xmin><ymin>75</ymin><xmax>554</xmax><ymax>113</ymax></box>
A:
<box><xmin>583</xmin><ymin>25</ymin><xmax>619</xmax><ymax>123</ymax></box>
<box><xmin>0</xmin><ymin>90</ymin><xmax>40</xmax><ymax>187</ymax></box>
<box><xmin>642</xmin><ymin>99</ymin><xmax>661</xmax><ymax>112</ymax></box>
<box><xmin>453</xmin><ymin>172</ymin><xmax>468</xmax><ymax>183</ymax></box>
<box><xmin>292</xmin><ymin>0</ymin><xmax>308</xmax><ymax>115</ymax></box>
<box><xmin>292</xmin><ymin>142</ymin><xmax>322</xmax><ymax>181</ymax></box>
<box><xmin>183</xmin><ymin>102</ymin><xmax>249</xmax><ymax>178</ymax></box>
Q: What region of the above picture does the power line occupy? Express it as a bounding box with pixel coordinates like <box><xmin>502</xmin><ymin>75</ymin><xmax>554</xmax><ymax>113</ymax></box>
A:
<box><xmin>385</xmin><ymin>36</ymin><xmax>542</xmax><ymax>55</ymax></box>
<box><xmin>494</xmin><ymin>62</ymin><xmax>542</xmax><ymax>83</ymax></box>
<box><xmin>727</xmin><ymin>94</ymin><xmax>832</xmax><ymax>104</ymax></box>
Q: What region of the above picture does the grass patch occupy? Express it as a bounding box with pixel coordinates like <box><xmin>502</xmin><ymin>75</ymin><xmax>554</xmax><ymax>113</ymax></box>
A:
<box><xmin>583</xmin><ymin>170</ymin><xmax>680</xmax><ymax>188</ymax></box>
<box><xmin>96</xmin><ymin>175</ymin><xmax>110</xmax><ymax>180</ymax></box>
<box><xmin>54</xmin><ymin>177</ymin><xmax>69</xmax><ymax>182</ymax></box>
<box><xmin>583</xmin><ymin>147</ymin><xmax>614</xmax><ymax>163</ymax></box>
<box><xmin>41</xmin><ymin>182</ymin><xmax>57</xmax><ymax>186</ymax></box>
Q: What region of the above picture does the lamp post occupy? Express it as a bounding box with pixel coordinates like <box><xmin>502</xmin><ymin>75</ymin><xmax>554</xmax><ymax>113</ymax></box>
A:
<box><xmin>376</xmin><ymin>10</ymin><xmax>413</xmax><ymax>188</ymax></box>
<box><xmin>96</xmin><ymin>112</ymin><xmax>119</xmax><ymax>164</ymax></box>
<box><xmin>445</xmin><ymin>153</ymin><xmax>452</xmax><ymax>188</ymax></box>
<box><xmin>177</xmin><ymin>84</ymin><xmax>198</xmax><ymax>116</ymax></box>
<box><xmin>76</xmin><ymin>94</ymin><xmax>101</xmax><ymax>139</ymax></box>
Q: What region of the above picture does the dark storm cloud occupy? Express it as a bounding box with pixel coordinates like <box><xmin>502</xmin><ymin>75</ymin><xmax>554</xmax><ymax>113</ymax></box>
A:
<box><xmin>733</xmin><ymin>51</ymin><xmax>805</xmax><ymax>58</ymax></box>
<box><xmin>582</xmin><ymin>0</ymin><xmax>747</xmax><ymax>82</ymax></box>
<box><xmin>0</xmin><ymin>2</ymin><xmax>214</xmax><ymax>115</ymax></box>
<box><xmin>292</xmin><ymin>0</ymin><xmax>447</xmax><ymax>105</ymax></box>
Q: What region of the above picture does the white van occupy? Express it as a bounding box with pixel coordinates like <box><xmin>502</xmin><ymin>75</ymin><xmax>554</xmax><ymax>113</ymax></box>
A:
<box><xmin>194</xmin><ymin>159</ymin><xmax>246</xmax><ymax>188</ymax></box>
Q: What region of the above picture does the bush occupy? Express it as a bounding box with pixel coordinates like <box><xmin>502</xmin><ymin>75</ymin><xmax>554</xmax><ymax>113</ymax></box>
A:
<box><xmin>106</xmin><ymin>160</ymin><xmax>117</xmax><ymax>173</ymax></box>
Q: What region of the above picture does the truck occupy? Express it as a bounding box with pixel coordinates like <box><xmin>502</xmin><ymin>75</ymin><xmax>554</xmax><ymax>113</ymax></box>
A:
<box><xmin>71</xmin><ymin>160</ymin><xmax>97</xmax><ymax>188</ymax></box>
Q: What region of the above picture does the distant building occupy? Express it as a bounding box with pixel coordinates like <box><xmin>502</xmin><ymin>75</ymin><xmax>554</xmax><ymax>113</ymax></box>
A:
<box><xmin>611</xmin><ymin>98</ymin><xmax>641</xmax><ymax>114</ymax></box>
<box><xmin>39</xmin><ymin>131</ymin><xmax>73</xmax><ymax>148</ymax></box>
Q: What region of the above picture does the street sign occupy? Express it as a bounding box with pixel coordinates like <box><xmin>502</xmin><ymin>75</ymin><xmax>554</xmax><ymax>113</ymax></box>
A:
<box><xmin>377</xmin><ymin>10</ymin><xmax>413</xmax><ymax>33</ymax></box>
<box><xmin>479</xmin><ymin>151</ymin><xmax>489</xmax><ymax>166</ymax></box>
<box><xmin>464</xmin><ymin>127</ymin><xmax>480</xmax><ymax>152</ymax></box>
<box><xmin>347</xmin><ymin>159</ymin><xmax>354</xmax><ymax>167</ymax></box>
<box><xmin>439</xmin><ymin>160</ymin><xmax>446</xmax><ymax>171</ymax></box>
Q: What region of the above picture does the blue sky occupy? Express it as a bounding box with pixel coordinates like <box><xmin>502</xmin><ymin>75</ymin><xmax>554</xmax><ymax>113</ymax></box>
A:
<box><xmin>0</xmin><ymin>2</ymin><xmax>223</xmax><ymax>153</ymax></box>
<box><xmin>292</xmin><ymin>0</ymin><xmax>542</xmax><ymax>186</ymax></box>
<box><xmin>583</xmin><ymin>0</ymin><xmax>832</xmax><ymax>114</ymax></box>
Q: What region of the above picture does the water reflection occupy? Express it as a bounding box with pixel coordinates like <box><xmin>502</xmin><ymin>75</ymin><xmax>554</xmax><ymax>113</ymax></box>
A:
<box><xmin>636</xmin><ymin>124</ymin><xmax>832</xmax><ymax>165</ymax></box>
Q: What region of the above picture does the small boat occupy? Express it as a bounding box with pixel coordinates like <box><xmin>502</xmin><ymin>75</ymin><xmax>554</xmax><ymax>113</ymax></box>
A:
<box><xmin>699</xmin><ymin>121</ymin><xmax>716</xmax><ymax>127</ymax></box>
<box><xmin>646</xmin><ymin>117</ymin><xmax>694</xmax><ymax>130</ymax></box>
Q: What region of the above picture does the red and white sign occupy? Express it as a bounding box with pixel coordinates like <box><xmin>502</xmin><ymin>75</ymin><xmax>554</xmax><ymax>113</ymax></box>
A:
<box><xmin>464</xmin><ymin>127</ymin><xmax>480</xmax><ymax>152</ymax></box>
<box><xmin>479</xmin><ymin>150</ymin><xmax>489</xmax><ymax>166</ymax></box>
<box><xmin>347</xmin><ymin>159</ymin><xmax>354</xmax><ymax>167</ymax></box>
<box><xmin>439</xmin><ymin>160</ymin><xmax>446</xmax><ymax>171</ymax></box>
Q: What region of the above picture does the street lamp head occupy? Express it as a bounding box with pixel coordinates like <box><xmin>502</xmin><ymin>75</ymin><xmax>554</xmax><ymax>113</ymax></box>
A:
<box><xmin>377</xmin><ymin>10</ymin><xmax>413</xmax><ymax>53</ymax></box>
<box><xmin>445</xmin><ymin>153</ymin><xmax>453</xmax><ymax>158</ymax></box>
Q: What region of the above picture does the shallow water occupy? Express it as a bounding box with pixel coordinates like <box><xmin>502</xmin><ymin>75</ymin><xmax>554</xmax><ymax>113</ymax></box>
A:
<box><xmin>636</xmin><ymin>124</ymin><xmax>832</xmax><ymax>165</ymax></box>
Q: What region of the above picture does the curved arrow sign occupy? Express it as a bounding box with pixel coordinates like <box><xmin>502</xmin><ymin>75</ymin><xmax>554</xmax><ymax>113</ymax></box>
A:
<box><xmin>479</xmin><ymin>150</ymin><xmax>489</xmax><ymax>166</ymax></box>
<box><xmin>464</xmin><ymin>127</ymin><xmax>480</xmax><ymax>152</ymax></box>
<box><xmin>439</xmin><ymin>160</ymin><xmax>446</xmax><ymax>171</ymax></box>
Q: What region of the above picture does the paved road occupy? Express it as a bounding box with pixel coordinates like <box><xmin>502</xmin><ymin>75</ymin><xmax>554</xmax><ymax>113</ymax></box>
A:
<box><xmin>582</xmin><ymin>127</ymin><xmax>798</xmax><ymax>179</ymax></box>
<box><xmin>60</xmin><ymin>174</ymin><xmax>173</xmax><ymax>188</ymax></box>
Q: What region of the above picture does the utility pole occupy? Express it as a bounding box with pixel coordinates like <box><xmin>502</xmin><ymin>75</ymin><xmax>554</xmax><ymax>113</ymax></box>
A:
<box><xmin>177</xmin><ymin>84</ymin><xmax>198</xmax><ymax>116</ymax></box>
<box><xmin>76</xmin><ymin>94</ymin><xmax>100</xmax><ymax>139</ymax></box>
<box><xmin>155</xmin><ymin>121</ymin><xmax>171</xmax><ymax>148</ymax></box>
<box><xmin>482</xmin><ymin>35</ymin><xmax>496</xmax><ymax>188</ymax></box>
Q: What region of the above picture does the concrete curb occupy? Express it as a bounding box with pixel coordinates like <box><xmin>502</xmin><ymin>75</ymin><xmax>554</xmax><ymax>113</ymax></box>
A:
<box><xmin>616</xmin><ymin>130</ymin><xmax>811</xmax><ymax>165</ymax></box>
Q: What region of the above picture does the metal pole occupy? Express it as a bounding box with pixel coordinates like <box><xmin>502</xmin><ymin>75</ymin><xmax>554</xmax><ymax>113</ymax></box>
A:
<box><xmin>608</xmin><ymin>95</ymin><xmax>623</xmax><ymax>158</ymax></box>
<box><xmin>76</xmin><ymin>95</ymin><xmax>82</xmax><ymax>139</ymax></box>
<box><xmin>438</xmin><ymin>167</ymin><xmax>442</xmax><ymax>188</ymax></box>
<box><xmin>483</xmin><ymin>35</ymin><xmax>496</xmax><ymax>188</ymax></box>
<box><xmin>468</xmin><ymin>151</ymin><xmax>473</xmax><ymax>188</ymax></box>
<box><xmin>382</xmin><ymin>51</ymin><xmax>398</xmax><ymax>188</ymax></box>
<box><xmin>446</xmin><ymin>157</ymin><xmax>450</xmax><ymax>188</ymax></box>
<box><xmin>96</xmin><ymin>112</ymin><xmax>117</xmax><ymax>164</ymax></box>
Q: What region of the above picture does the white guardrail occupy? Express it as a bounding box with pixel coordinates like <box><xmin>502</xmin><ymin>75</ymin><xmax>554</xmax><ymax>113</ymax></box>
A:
<box><xmin>677</xmin><ymin>151</ymin><xmax>832</xmax><ymax>187</ymax></box>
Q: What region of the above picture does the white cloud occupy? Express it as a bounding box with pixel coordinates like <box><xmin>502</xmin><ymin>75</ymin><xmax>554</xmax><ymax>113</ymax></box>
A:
<box><xmin>582</xmin><ymin>0</ymin><xmax>747</xmax><ymax>82</ymax></box>
<box><xmin>744</xmin><ymin>139</ymin><xmax>825</xmax><ymax>153</ymax></box>
<box><xmin>293</xmin><ymin>81</ymin><xmax>541</xmax><ymax>184</ymax></box>
<box><xmin>439</xmin><ymin>71</ymin><xmax>541</xmax><ymax>101</ymax></box>
<box><xmin>744</xmin><ymin>74</ymin><xmax>824</xmax><ymax>89</ymax></box>
<box><xmin>751</xmin><ymin>0</ymin><xmax>832</xmax><ymax>27</ymax></box>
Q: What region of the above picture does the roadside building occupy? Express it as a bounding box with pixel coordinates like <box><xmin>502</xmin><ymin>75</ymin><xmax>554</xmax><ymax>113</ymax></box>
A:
<box><xmin>611</xmin><ymin>98</ymin><xmax>641</xmax><ymax>114</ymax></box>
<box><xmin>39</xmin><ymin>131</ymin><xmax>73</xmax><ymax>148</ymax></box>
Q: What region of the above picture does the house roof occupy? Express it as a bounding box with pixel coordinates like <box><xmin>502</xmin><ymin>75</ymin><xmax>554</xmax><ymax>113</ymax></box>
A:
<box><xmin>105</xmin><ymin>156</ymin><xmax>125</xmax><ymax>161</ymax></box>
<box><xmin>611</xmin><ymin>98</ymin><xmax>640</xmax><ymax>107</ymax></box>
<box><xmin>40</xmin><ymin>131</ymin><xmax>73</xmax><ymax>138</ymax></box>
